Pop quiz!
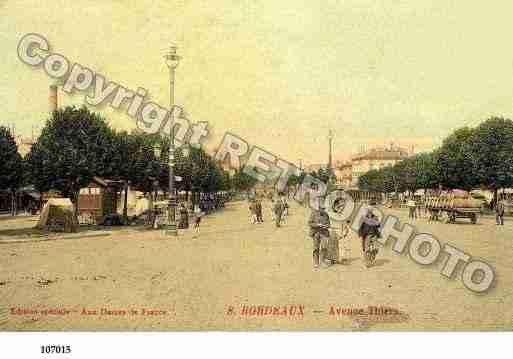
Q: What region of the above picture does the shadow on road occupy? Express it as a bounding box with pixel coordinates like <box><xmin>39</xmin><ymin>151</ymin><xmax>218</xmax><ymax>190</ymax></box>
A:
<box><xmin>338</xmin><ymin>257</ymin><xmax>360</xmax><ymax>265</ymax></box>
<box><xmin>372</xmin><ymin>259</ymin><xmax>391</xmax><ymax>267</ymax></box>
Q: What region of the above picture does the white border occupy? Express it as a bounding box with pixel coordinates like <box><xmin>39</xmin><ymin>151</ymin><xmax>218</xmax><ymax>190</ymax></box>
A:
<box><xmin>1</xmin><ymin>332</ymin><xmax>511</xmax><ymax>359</ymax></box>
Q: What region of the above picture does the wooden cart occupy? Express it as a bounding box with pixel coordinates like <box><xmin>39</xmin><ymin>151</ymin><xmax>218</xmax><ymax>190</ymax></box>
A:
<box><xmin>426</xmin><ymin>196</ymin><xmax>482</xmax><ymax>224</ymax></box>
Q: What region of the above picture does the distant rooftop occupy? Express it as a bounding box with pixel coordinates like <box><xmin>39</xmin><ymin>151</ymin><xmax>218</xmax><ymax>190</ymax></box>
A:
<box><xmin>352</xmin><ymin>145</ymin><xmax>411</xmax><ymax>161</ymax></box>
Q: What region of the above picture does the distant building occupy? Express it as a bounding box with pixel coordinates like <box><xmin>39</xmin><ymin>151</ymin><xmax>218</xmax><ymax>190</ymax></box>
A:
<box><xmin>333</xmin><ymin>161</ymin><xmax>352</xmax><ymax>188</ymax></box>
<box><xmin>304</xmin><ymin>164</ymin><xmax>327</xmax><ymax>173</ymax></box>
<box><xmin>295</xmin><ymin>144</ymin><xmax>413</xmax><ymax>189</ymax></box>
<box><xmin>350</xmin><ymin>144</ymin><xmax>412</xmax><ymax>187</ymax></box>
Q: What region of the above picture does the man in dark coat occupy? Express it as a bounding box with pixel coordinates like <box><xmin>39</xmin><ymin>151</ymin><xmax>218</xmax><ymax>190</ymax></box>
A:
<box><xmin>358</xmin><ymin>210</ymin><xmax>381</xmax><ymax>253</ymax></box>
<box><xmin>255</xmin><ymin>199</ymin><xmax>264</xmax><ymax>223</ymax></box>
<box><xmin>308</xmin><ymin>202</ymin><xmax>330</xmax><ymax>268</ymax></box>
<box><xmin>178</xmin><ymin>203</ymin><xmax>189</xmax><ymax>229</ymax></box>
<box><xmin>273</xmin><ymin>198</ymin><xmax>284</xmax><ymax>227</ymax></box>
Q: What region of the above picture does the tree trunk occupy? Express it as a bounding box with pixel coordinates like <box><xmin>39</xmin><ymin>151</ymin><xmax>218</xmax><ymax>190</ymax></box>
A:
<box><xmin>122</xmin><ymin>182</ymin><xmax>129</xmax><ymax>224</ymax></box>
<box><xmin>148</xmin><ymin>190</ymin><xmax>154</xmax><ymax>226</ymax></box>
<box><xmin>10</xmin><ymin>190</ymin><xmax>16</xmax><ymax>216</ymax></box>
<box><xmin>67</xmin><ymin>189</ymin><xmax>79</xmax><ymax>233</ymax></box>
<box><xmin>72</xmin><ymin>190</ymin><xmax>79</xmax><ymax>219</ymax></box>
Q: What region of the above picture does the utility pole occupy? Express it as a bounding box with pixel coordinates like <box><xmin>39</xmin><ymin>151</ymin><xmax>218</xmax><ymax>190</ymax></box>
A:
<box><xmin>328</xmin><ymin>130</ymin><xmax>333</xmax><ymax>170</ymax></box>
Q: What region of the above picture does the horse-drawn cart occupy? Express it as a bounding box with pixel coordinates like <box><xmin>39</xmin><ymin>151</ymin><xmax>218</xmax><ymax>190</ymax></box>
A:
<box><xmin>426</xmin><ymin>195</ymin><xmax>482</xmax><ymax>224</ymax></box>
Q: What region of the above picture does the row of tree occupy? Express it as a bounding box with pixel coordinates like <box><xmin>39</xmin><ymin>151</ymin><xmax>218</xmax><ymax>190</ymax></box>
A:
<box><xmin>0</xmin><ymin>126</ymin><xmax>24</xmax><ymax>215</ymax></box>
<box><xmin>358</xmin><ymin>117</ymin><xmax>513</xmax><ymax>201</ymax></box>
<box><xmin>0</xmin><ymin>106</ymin><xmax>258</xmax><ymax>216</ymax></box>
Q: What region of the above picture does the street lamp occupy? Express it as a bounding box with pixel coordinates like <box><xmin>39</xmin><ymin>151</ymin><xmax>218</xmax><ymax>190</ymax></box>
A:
<box><xmin>164</xmin><ymin>45</ymin><xmax>181</xmax><ymax>236</ymax></box>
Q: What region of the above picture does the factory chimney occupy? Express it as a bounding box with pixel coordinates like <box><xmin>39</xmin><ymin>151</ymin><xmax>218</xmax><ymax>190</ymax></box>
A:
<box><xmin>49</xmin><ymin>85</ymin><xmax>58</xmax><ymax>113</ymax></box>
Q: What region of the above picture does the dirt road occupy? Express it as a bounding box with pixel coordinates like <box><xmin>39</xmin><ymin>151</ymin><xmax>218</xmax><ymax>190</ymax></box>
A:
<box><xmin>1</xmin><ymin>200</ymin><xmax>511</xmax><ymax>330</ymax></box>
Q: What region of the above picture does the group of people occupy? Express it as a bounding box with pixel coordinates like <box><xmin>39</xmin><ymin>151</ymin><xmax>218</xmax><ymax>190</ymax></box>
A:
<box><xmin>248</xmin><ymin>198</ymin><xmax>264</xmax><ymax>224</ymax></box>
<box><xmin>271</xmin><ymin>197</ymin><xmax>289</xmax><ymax>227</ymax></box>
<box><xmin>308</xmin><ymin>200</ymin><xmax>381</xmax><ymax>269</ymax></box>
<box><xmin>167</xmin><ymin>203</ymin><xmax>203</xmax><ymax>238</ymax></box>
<box><xmin>197</xmin><ymin>194</ymin><xmax>228</xmax><ymax>215</ymax></box>
<box><xmin>175</xmin><ymin>193</ymin><xmax>232</xmax><ymax>236</ymax></box>
<box><xmin>248</xmin><ymin>196</ymin><xmax>289</xmax><ymax>227</ymax></box>
<box><xmin>407</xmin><ymin>198</ymin><xmax>419</xmax><ymax>219</ymax></box>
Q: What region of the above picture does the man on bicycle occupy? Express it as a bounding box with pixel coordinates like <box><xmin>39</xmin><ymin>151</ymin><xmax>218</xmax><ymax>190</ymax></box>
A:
<box><xmin>358</xmin><ymin>209</ymin><xmax>381</xmax><ymax>267</ymax></box>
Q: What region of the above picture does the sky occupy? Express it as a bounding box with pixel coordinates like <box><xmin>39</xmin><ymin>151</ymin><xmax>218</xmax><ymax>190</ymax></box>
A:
<box><xmin>2</xmin><ymin>1</ymin><xmax>513</xmax><ymax>165</ymax></box>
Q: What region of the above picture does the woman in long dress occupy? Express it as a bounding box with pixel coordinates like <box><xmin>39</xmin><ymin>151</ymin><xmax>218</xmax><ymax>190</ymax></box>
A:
<box><xmin>178</xmin><ymin>203</ymin><xmax>189</xmax><ymax>229</ymax></box>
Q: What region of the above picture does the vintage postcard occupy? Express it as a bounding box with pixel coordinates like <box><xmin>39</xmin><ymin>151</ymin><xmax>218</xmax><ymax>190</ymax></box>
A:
<box><xmin>1</xmin><ymin>1</ymin><xmax>512</xmax><ymax>334</ymax></box>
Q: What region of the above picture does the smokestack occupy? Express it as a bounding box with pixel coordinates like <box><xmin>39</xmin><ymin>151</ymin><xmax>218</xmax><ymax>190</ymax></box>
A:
<box><xmin>49</xmin><ymin>85</ymin><xmax>58</xmax><ymax>113</ymax></box>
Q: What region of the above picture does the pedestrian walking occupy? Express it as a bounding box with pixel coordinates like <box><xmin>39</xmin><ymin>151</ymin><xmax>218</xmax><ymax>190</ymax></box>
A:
<box><xmin>496</xmin><ymin>200</ymin><xmax>505</xmax><ymax>225</ymax></box>
<box><xmin>308</xmin><ymin>202</ymin><xmax>330</xmax><ymax>268</ymax></box>
<box><xmin>256</xmin><ymin>199</ymin><xmax>264</xmax><ymax>223</ymax></box>
<box><xmin>248</xmin><ymin>200</ymin><xmax>257</xmax><ymax>224</ymax></box>
<box><xmin>407</xmin><ymin>198</ymin><xmax>417</xmax><ymax>219</ymax></box>
<box><xmin>178</xmin><ymin>203</ymin><xmax>189</xmax><ymax>229</ymax></box>
<box><xmin>273</xmin><ymin>197</ymin><xmax>284</xmax><ymax>227</ymax></box>
<box><xmin>332</xmin><ymin>198</ymin><xmax>351</xmax><ymax>264</ymax></box>
<box><xmin>335</xmin><ymin>220</ymin><xmax>351</xmax><ymax>264</ymax></box>
<box><xmin>283</xmin><ymin>198</ymin><xmax>289</xmax><ymax>217</ymax></box>
<box><xmin>192</xmin><ymin>205</ymin><xmax>203</xmax><ymax>238</ymax></box>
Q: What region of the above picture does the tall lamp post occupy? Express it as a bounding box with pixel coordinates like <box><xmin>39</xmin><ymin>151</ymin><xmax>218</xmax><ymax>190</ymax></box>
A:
<box><xmin>164</xmin><ymin>45</ymin><xmax>181</xmax><ymax>236</ymax></box>
<box><xmin>327</xmin><ymin>130</ymin><xmax>334</xmax><ymax>185</ymax></box>
<box><xmin>328</xmin><ymin>130</ymin><xmax>333</xmax><ymax>172</ymax></box>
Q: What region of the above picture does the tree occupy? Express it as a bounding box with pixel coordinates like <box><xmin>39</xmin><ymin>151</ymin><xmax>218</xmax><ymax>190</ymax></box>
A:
<box><xmin>356</xmin><ymin>117</ymin><xmax>513</xmax><ymax>200</ymax></box>
<box><xmin>416</xmin><ymin>151</ymin><xmax>439</xmax><ymax>191</ymax></box>
<box><xmin>436</xmin><ymin>127</ymin><xmax>478</xmax><ymax>191</ymax></box>
<box><xmin>309</xmin><ymin>167</ymin><xmax>335</xmax><ymax>185</ymax></box>
<box><xmin>358</xmin><ymin>153</ymin><xmax>439</xmax><ymax>195</ymax></box>
<box><xmin>0</xmin><ymin>126</ymin><xmax>23</xmax><ymax>215</ymax></box>
<box><xmin>109</xmin><ymin>130</ymin><xmax>160</xmax><ymax>223</ymax></box>
<box><xmin>395</xmin><ymin>153</ymin><xmax>439</xmax><ymax>194</ymax></box>
<box><xmin>470</xmin><ymin>117</ymin><xmax>513</xmax><ymax>203</ymax></box>
<box><xmin>287</xmin><ymin>171</ymin><xmax>305</xmax><ymax>195</ymax></box>
<box><xmin>232</xmin><ymin>167</ymin><xmax>258</xmax><ymax>194</ymax></box>
<box><xmin>26</xmin><ymin>106</ymin><xmax>117</xmax><ymax>217</ymax></box>
<box><xmin>358</xmin><ymin>169</ymin><xmax>381</xmax><ymax>192</ymax></box>
<box><xmin>381</xmin><ymin>165</ymin><xmax>400</xmax><ymax>194</ymax></box>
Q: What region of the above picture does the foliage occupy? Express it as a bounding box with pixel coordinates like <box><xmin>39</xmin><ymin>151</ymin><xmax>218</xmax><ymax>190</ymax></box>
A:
<box><xmin>470</xmin><ymin>117</ymin><xmax>513</xmax><ymax>191</ymax></box>
<box><xmin>0</xmin><ymin>126</ymin><xmax>23</xmax><ymax>192</ymax></box>
<box><xmin>26</xmin><ymin>106</ymin><xmax>117</xmax><ymax>213</ymax></box>
<box><xmin>357</xmin><ymin>117</ymin><xmax>513</xmax><ymax>194</ymax></box>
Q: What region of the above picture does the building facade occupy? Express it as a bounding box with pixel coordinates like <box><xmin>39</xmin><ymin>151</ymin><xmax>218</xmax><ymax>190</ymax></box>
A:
<box><xmin>350</xmin><ymin>145</ymin><xmax>411</xmax><ymax>187</ymax></box>
<box><xmin>331</xmin><ymin>144</ymin><xmax>412</xmax><ymax>189</ymax></box>
<box><xmin>334</xmin><ymin>161</ymin><xmax>352</xmax><ymax>188</ymax></box>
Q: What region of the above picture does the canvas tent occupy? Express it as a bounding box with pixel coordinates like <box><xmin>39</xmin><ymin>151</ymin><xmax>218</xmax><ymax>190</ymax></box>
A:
<box><xmin>36</xmin><ymin>198</ymin><xmax>78</xmax><ymax>232</ymax></box>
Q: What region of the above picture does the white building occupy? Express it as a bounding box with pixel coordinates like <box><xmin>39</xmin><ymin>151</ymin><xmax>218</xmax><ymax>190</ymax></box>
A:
<box><xmin>350</xmin><ymin>145</ymin><xmax>411</xmax><ymax>187</ymax></box>
<box><xmin>333</xmin><ymin>161</ymin><xmax>352</xmax><ymax>188</ymax></box>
